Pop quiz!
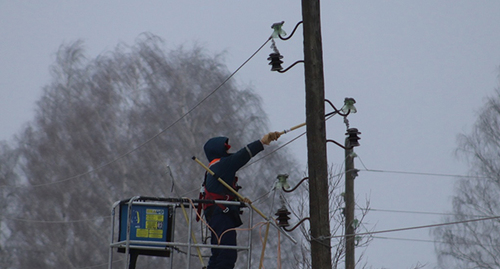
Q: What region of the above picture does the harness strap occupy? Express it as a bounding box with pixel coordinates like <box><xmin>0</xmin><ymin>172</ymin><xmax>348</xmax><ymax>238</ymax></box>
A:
<box><xmin>196</xmin><ymin>158</ymin><xmax>239</xmax><ymax>221</ymax></box>
<box><xmin>209</xmin><ymin>158</ymin><xmax>221</xmax><ymax>166</ymax></box>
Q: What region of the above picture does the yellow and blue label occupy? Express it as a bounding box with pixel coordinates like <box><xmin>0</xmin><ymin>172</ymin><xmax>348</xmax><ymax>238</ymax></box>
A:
<box><xmin>119</xmin><ymin>204</ymin><xmax>170</xmax><ymax>244</ymax></box>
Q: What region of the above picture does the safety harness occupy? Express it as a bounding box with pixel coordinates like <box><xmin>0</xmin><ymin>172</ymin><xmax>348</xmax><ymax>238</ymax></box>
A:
<box><xmin>196</xmin><ymin>158</ymin><xmax>240</xmax><ymax>221</ymax></box>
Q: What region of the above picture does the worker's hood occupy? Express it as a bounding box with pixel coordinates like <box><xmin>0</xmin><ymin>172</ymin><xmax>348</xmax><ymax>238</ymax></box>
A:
<box><xmin>203</xmin><ymin>136</ymin><xmax>231</xmax><ymax>162</ymax></box>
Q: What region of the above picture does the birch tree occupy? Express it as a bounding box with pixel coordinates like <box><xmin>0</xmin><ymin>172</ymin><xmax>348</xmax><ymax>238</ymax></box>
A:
<box><xmin>433</xmin><ymin>86</ymin><xmax>500</xmax><ymax>269</ymax></box>
<box><xmin>2</xmin><ymin>34</ymin><xmax>298</xmax><ymax>268</ymax></box>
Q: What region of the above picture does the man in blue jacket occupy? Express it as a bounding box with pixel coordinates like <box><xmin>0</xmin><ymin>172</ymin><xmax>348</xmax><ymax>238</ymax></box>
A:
<box><xmin>202</xmin><ymin>132</ymin><xmax>280</xmax><ymax>269</ymax></box>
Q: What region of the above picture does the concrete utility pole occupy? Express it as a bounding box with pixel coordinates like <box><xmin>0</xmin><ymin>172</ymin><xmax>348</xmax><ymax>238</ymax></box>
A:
<box><xmin>344</xmin><ymin>141</ymin><xmax>356</xmax><ymax>269</ymax></box>
<box><xmin>301</xmin><ymin>1</ymin><xmax>332</xmax><ymax>268</ymax></box>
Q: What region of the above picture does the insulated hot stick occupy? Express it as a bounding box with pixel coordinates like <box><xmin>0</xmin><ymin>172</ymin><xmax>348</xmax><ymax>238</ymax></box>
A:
<box><xmin>279</xmin><ymin>122</ymin><xmax>306</xmax><ymax>135</ymax></box>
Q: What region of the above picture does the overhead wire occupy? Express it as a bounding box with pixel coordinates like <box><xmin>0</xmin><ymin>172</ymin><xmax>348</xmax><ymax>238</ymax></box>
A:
<box><xmin>362</xmin><ymin>208</ymin><xmax>491</xmax><ymax>218</ymax></box>
<box><xmin>360</xmin><ymin>168</ymin><xmax>488</xmax><ymax>180</ymax></box>
<box><xmin>328</xmin><ymin>215</ymin><xmax>500</xmax><ymax>239</ymax></box>
<box><xmin>373</xmin><ymin>235</ymin><xmax>439</xmax><ymax>244</ymax></box>
<box><xmin>0</xmin><ymin>214</ymin><xmax>111</xmax><ymax>224</ymax></box>
<box><xmin>372</xmin><ymin>235</ymin><xmax>500</xmax><ymax>248</ymax></box>
<box><xmin>1</xmin><ymin>37</ymin><xmax>272</xmax><ymax>189</ymax></box>
<box><xmin>356</xmin><ymin>154</ymin><xmax>488</xmax><ymax>180</ymax></box>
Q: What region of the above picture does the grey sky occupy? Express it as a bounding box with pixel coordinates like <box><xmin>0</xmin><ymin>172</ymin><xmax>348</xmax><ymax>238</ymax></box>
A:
<box><xmin>1</xmin><ymin>1</ymin><xmax>500</xmax><ymax>268</ymax></box>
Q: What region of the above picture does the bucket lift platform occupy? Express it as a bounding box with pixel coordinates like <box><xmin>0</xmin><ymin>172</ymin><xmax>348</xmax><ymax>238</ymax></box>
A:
<box><xmin>108</xmin><ymin>196</ymin><xmax>254</xmax><ymax>269</ymax></box>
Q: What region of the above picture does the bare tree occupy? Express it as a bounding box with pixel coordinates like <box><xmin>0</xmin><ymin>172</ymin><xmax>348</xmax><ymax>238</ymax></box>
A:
<box><xmin>1</xmin><ymin>34</ymin><xmax>299</xmax><ymax>268</ymax></box>
<box><xmin>433</xmin><ymin>87</ymin><xmax>500</xmax><ymax>268</ymax></box>
<box><xmin>0</xmin><ymin>142</ymin><xmax>20</xmax><ymax>267</ymax></box>
<box><xmin>284</xmin><ymin>165</ymin><xmax>372</xmax><ymax>269</ymax></box>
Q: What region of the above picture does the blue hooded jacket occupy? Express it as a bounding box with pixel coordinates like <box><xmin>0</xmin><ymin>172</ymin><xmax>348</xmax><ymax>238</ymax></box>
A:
<box><xmin>203</xmin><ymin>136</ymin><xmax>264</xmax><ymax>195</ymax></box>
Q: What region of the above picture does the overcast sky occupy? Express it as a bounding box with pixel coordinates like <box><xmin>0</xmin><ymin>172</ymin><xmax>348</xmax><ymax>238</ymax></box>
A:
<box><xmin>2</xmin><ymin>1</ymin><xmax>500</xmax><ymax>268</ymax></box>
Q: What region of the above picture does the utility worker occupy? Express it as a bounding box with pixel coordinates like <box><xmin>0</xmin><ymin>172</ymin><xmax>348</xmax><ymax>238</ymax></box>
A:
<box><xmin>201</xmin><ymin>132</ymin><xmax>280</xmax><ymax>269</ymax></box>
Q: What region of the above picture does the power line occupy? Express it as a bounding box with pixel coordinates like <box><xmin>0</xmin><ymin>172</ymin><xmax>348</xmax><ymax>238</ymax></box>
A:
<box><xmin>364</xmin><ymin>208</ymin><xmax>489</xmax><ymax>218</ymax></box>
<box><xmin>1</xmin><ymin>37</ymin><xmax>272</xmax><ymax>189</ymax></box>
<box><xmin>328</xmin><ymin>215</ymin><xmax>500</xmax><ymax>239</ymax></box>
<box><xmin>368</xmin><ymin>208</ymin><xmax>450</xmax><ymax>216</ymax></box>
<box><xmin>372</xmin><ymin>235</ymin><xmax>437</xmax><ymax>244</ymax></box>
<box><xmin>360</xmin><ymin>168</ymin><xmax>487</xmax><ymax>180</ymax></box>
<box><xmin>356</xmin><ymin>154</ymin><xmax>489</xmax><ymax>180</ymax></box>
<box><xmin>372</xmin><ymin>236</ymin><xmax>500</xmax><ymax>248</ymax></box>
<box><xmin>368</xmin><ymin>208</ymin><xmax>458</xmax><ymax>217</ymax></box>
<box><xmin>0</xmin><ymin>213</ymin><xmax>111</xmax><ymax>224</ymax></box>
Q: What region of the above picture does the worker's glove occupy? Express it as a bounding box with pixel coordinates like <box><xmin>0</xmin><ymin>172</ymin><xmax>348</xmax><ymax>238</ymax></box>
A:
<box><xmin>261</xmin><ymin>131</ymin><xmax>281</xmax><ymax>145</ymax></box>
